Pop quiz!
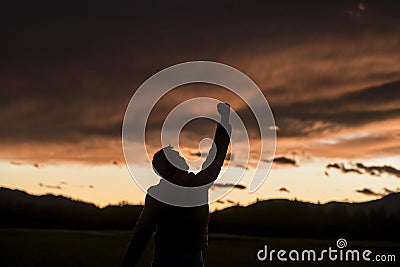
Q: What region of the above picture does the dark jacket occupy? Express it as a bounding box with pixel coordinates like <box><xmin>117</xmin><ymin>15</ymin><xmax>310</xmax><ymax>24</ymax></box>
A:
<box><xmin>121</xmin><ymin>123</ymin><xmax>231</xmax><ymax>266</ymax></box>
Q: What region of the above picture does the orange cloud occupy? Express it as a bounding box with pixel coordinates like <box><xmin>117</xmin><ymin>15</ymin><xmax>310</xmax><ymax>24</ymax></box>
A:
<box><xmin>1</xmin><ymin>0</ymin><xmax>399</xmax><ymax>167</ymax></box>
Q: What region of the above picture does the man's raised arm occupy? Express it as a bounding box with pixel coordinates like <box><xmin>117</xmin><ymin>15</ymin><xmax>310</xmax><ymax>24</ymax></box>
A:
<box><xmin>190</xmin><ymin>103</ymin><xmax>231</xmax><ymax>187</ymax></box>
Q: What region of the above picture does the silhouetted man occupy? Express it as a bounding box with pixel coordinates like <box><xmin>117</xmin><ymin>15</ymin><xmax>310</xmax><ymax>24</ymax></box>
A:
<box><xmin>121</xmin><ymin>103</ymin><xmax>231</xmax><ymax>267</ymax></box>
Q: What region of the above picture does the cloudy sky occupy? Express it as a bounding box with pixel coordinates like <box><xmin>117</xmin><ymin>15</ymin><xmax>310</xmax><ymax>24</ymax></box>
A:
<box><xmin>1</xmin><ymin>0</ymin><xmax>400</xmax><ymax>208</ymax></box>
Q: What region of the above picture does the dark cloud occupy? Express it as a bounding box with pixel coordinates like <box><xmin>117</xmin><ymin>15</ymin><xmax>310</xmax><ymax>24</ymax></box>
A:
<box><xmin>263</xmin><ymin>156</ymin><xmax>297</xmax><ymax>166</ymax></box>
<box><xmin>326</xmin><ymin>163</ymin><xmax>362</xmax><ymax>174</ymax></box>
<box><xmin>383</xmin><ymin>187</ymin><xmax>396</xmax><ymax>194</ymax></box>
<box><xmin>273</xmin><ymin>157</ymin><xmax>297</xmax><ymax>166</ymax></box>
<box><xmin>1</xmin><ymin>0</ymin><xmax>400</xmax><ymax>163</ymax></box>
<box><xmin>9</xmin><ymin>161</ymin><xmax>42</xmax><ymax>168</ymax></box>
<box><xmin>356</xmin><ymin>187</ymin><xmax>400</xmax><ymax>197</ymax></box>
<box><xmin>355</xmin><ymin>163</ymin><xmax>400</xmax><ymax>178</ymax></box>
<box><xmin>278</xmin><ymin>187</ymin><xmax>290</xmax><ymax>193</ymax></box>
<box><xmin>326</xmin><ymin>162</ymin><xmax>400</xmax><ymax>178</ymax></box>
<box><xmin>212</xmin><ymin>183</ymin><xmax>246</xmax><ymax>190</ymax></box>
<box><xmin>327</xmin><ymin>163</ymin><xmax>341</xmax><ymax>169</ymax></box>
<box><xmin>272</xmin><ymin>81</ymin><xmax>400</xmax><ymax>138</ymax></box>
<box><xmin>38</xmin><ymin>181</ymin><xmax>94</xmax><ymax>190</ymax></box>
<box><xmin>39</xmin><ymin>183</ymin><xmax>62</xmax><ymax>190</ymax></box>
<box><xmin>356</xmin><ymin>188</ymin><xmax>383</xmax><ymax>197</ymax></box>
<box><xmin>225</xmin><ymin>153</ymin><xmax>233</xmax><ymax>161</ymax></box>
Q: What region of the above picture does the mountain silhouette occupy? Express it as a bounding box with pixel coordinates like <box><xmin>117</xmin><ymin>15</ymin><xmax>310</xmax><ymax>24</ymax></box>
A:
<box><xmin>210</xmin><ymin>193</ymin><xmax>400</xmax><ymax>240</ymax></box>
<box><xmin>0</xmin><ymin>187</ymin><xmax>98</xmax><ymax>208</ymax></box>
<box><xmin>0</xmin><ymin>187</ymin><xmax>142</xmax><ymax>229</ymax></box>
<box><xmin>1</xmin><ymin>187</ymin><xmax>399</xmax><ymax>240</ymax></box>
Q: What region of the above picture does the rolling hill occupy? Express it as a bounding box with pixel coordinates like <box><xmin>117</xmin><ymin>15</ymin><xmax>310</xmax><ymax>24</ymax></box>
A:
<box><xmin>1</xmin><ymin>187</ymin><xmax>399</xmax><ymax>240</ymax></box>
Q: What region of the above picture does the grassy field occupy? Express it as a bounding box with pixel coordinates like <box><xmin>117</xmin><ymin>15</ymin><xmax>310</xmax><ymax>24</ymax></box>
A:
<box><xmin>0</xmin><ymin>229</ymin><xmax>398</xmax><ymax>266</ymax></box>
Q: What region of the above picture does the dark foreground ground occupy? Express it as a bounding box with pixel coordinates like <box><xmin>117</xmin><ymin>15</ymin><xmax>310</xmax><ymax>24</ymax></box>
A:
<box><xmin>0</xmin><ymin>229</ymin><xmax>399</xmax><ymax>267</ymax></box>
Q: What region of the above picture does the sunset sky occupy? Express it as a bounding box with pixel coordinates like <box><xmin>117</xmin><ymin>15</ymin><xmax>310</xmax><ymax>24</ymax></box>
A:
<box><xmin>1</xmin><ymin>0</ymin><xmax>400</xmax><ymax>209</ymax></box>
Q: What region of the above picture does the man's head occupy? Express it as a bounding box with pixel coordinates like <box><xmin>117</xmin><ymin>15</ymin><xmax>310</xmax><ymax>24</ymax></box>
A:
<box><xmin>152</xmin><ymin>146</ymin><xmax>189</xmax><ymax>180</ymax></box>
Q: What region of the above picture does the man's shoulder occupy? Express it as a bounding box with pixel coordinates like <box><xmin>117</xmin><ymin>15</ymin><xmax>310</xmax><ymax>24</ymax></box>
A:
<box><xmin>145</xmin><ymin>188</ymin><xmax>158</xmax><ymax>202</ymax></box>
